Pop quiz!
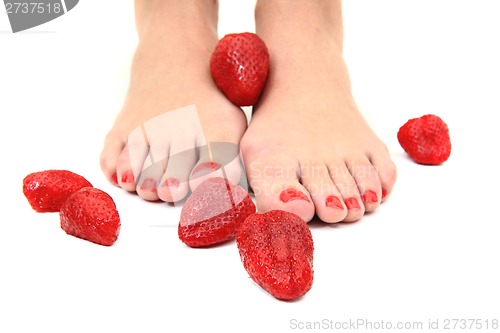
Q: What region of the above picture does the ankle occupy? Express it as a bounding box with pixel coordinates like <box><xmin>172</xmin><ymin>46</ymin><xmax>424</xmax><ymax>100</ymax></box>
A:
<box><xmin>136</xmin><ymin>0</ymin><xmax>219</xmax><ymax>41</ymax></box>
<box><xmin>255</xmin><ymin>0</ymin><xmax>343</xmax><ymax>49</ymax></box>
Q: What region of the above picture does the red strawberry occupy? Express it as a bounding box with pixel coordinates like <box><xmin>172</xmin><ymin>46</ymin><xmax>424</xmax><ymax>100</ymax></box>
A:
<box><xmin>178</xmin><ymin>177</ymin><xmax>256</xmax><ymax>248</ymax></box>
<box><xmin>236</xmin><ymin>210</ymin><xmax>314</xmax><ymax>300</ymax></box>
<box><xmin>60</xmin><ymin>187</ymin><xmax>120</xmax><ymax>246</ymax></box>
<box><xmin>398</xmin><ymin>114</ymin><xmax>451</xmax><ymax>165</ymax></box>
<box><xmin>23</xmin><ymin>170</ymin><xmax>93</xmax><ymax>212</ymax></box>
<box><xmin>210</xmin><ymin>32</ymin><xmax>269</xmax><ymax>106</ymax></box>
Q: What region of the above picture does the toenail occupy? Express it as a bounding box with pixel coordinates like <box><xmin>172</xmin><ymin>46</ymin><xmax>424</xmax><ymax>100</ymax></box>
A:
<box><xmin>362</xmin><ymin>190</ymin><xmax>378</xmax><ymax>203</ymax></box>
<box><xmin>382</xmin><ymin>188</ymin><xmax>388</xmax><ymax>199</ymax></box>
<box><xmin>140</xmin><ymin>178</ymin><xmax>157</xmax><ymax>192</ymax></box>
<box><xmin>345</xmin><ymin>198</ymin><xmax>360</xmax><ymax>210</ymax></box>
<box><xmin>325</xmin><ymin>195</ymin><xmax>343</xmax><ymax>209</ymax></box>
<box><xmin>111</xmin><ymin>173</ymin><xmax>118</xmax><ymax>185</ymax></box>
<box><xmin>279</xmin><ymin>188</ymin><xmax>310</xmax><ymax>203</ymax></box>
<box><xmin>191</xmin><ymin>161</ymin><xmax>222</xmax><ymax>178</ymax></box>
<box><xmin>163</xmin><ymin>177</ymin><xmax>180</xmax><ymax>188</ymax></box>
<box><xmin>121</xmin><ymin>172</ymin><xmax>135</xmax><ymax>183</ymax></box>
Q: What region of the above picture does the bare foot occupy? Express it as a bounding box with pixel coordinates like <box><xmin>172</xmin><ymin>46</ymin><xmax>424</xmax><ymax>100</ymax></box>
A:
<box><xmin>100</xmin><ymin>0</ymin><xmax>247</xmax><ymax>202</ymax></box>
<box><xmin>241</xmin><ymin>0</ymin><xmax>397</xmax><ymax>222</ymax></box>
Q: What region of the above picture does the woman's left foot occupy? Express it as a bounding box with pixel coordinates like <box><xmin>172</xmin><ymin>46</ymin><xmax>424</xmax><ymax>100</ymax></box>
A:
<box><xmin>241</xmin><ymin>0</ymin><xmax>397</xmax><ymax>222</ymax></box>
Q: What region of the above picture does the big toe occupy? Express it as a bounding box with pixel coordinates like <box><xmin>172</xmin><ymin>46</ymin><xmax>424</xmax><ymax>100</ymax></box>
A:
<box><xmin>189</xmin><ymin>142</ymin><xmax>243</xmax><ymax>191</ymax></box>
<box><xmin>242</xmin><ymin>147</ymin><xmax>315</xmax><ymax>222</ymax></box>
<box><xmin>371</xmin><ymin>149</ymin><xmax>398</xmax><ymax>202</ymax></box>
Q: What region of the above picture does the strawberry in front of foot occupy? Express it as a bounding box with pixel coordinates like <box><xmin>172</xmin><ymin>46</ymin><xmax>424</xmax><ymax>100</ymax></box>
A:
<box><xmin>237</xmin><ymin>210</ymin><xmax>314</xmax><ymax>300</ymax></box>
<box><xmin>60</xmin><ymin>187</ymin><xmax>120</xmax><ymax>246</ymax></box>
<box><xmin>23</xmin><ymin>170</ymin><xmax>93</xmax><ymax>212</ymax></box>
<box><xmin>179</xmin><ymin>177</ymin><xmax>256</xmax><ymax>248</ymax></box>
<box><xmin>23</xmin><ymin>169</ymin><xmax>120</xmax><ymax>246</ymax></box>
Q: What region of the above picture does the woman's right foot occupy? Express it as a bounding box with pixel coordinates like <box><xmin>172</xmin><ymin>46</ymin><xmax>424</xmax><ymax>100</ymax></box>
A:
<box><xmin>100</xmin><ymin>0</ymin><xmax>247</xmax><ymax>202</ymax></box>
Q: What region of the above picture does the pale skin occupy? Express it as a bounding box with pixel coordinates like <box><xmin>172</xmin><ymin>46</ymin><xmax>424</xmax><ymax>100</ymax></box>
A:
<box><xmin>100</xmin><ymin>0</ymin><xmax>397</xmax><ymax>223</ymax></box>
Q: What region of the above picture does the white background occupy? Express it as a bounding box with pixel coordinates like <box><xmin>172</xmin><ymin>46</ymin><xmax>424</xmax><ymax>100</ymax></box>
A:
<box><xmin>1</xmin><ymin>1</ymin><xmax>499</xmax><ymax>332</ymax></box>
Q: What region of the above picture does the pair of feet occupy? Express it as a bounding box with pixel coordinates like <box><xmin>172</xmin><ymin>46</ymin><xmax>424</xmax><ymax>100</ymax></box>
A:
<box><xmin>100</xmin><ymin>0</ymin><xmax>396</xmax><ymax>223</ymax></box>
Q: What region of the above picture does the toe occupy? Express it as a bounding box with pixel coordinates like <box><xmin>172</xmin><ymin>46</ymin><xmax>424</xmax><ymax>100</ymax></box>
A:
<box><xmin>116</xmin><ymin>125</ymin><xmax>149</xmax><ymax>193</ymax></box>
<box><xmin>300</xmin><ymin>163</ymin><xmax>347</xmax><ymax>223</ymax></box>
<box><xmin>100</xmin><ymin>131</ymin><xmax>124</xmax><ymax>186</ymax></box>
<box><xmin>126</xmin><ymin>124</ymin><xmax>151</xmax><ymax>183</ymax></box>
<box><xmin>136</xmin><ymin>158</ymin><xmax>163</xmax><ymax>202</ymax></box>
<box><xmin>347</xmin><ymin>158</ymin><xmax>382</xmax><ymax>213</ymax></box>
<box><xmin>370</xmin><ymin>151</ymin><xmax>397</xmax><ymax>201</ymax></box>
<box><xmin>116</xmin><ymin>146</ymin><xmax>139</xmax><ymax>192</ymax></box>
<box><xmin>159</xmin><ymin>174</ymin><xmax>190</xmax><ymax>203</ymax></box>
<box><xmin>134</xmin><ymin>133</ymin><xmax>169</xmax><ymax>202</ymax></box>
<box><xmin>158</xmin><ymin>143</ymin><xmax>196</xmax><ymax>203</ymax></box>
<box><xmin>189</xmin><ymin>142</ymin><xmax>243</xmax><ymax>191</ymax></box>
<box><xmin>328</xmin><ymin>162</ymin><xmax>365</xmax><ymax>222</ymax></box>
<box><xmin>243</xmin><ymin>152</ymin><xmax>315</xmax><ymax>222</ymax></box>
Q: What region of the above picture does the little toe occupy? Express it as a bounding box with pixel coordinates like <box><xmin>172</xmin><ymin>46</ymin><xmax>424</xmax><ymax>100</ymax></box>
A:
<box><xmin>370</xmin><ymin>151</ymin><xmax>397</xmax><ymax>201</ymax></box>
<box><xmin>116</xmin><ymin>146</ymin><xmax>141</xmax><ymax>193</ymax></box>
<box><xmin>328</xmin><ymin>163</ymin><xmax>365</xmax><ymax>222</ymax></box>
<box><xmin>116</xmin><ymin>125</ymin><xmax>150</xmax><ymax>193</ymax></box>
<box><xmin>117</xmin><ymin>124</ymin><xmax>152</xmax><ymax>194</ymax></box>
<box><xmin>100</xmin><ymin>132</ymin><xmax>125</xmax><ymax>186</ymax></box>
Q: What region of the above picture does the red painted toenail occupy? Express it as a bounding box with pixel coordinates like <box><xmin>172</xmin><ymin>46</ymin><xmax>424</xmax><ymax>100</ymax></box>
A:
<box><xmin>362</xmin><ymin>190</ymin><xmax>378</xmax><ymax>203</ymax></box>
<box><xmin>164</xmin><ymin>178</ymin><xmax>180</xmax><ymax>188</ymax></box>
<box><xmin>121</xmin><ymin>172</ymin><xmax>135</xmax><ymax>183</ymax></box>
<box><xmin>279</xmin><ymin>188</ymin><xmax>310</xmax><ymax>203</ymax></box>
<box><xmin>191</xmin><ymin>161</ymin><xmax>221</xmax><ymax>178</ymax></box>
<box><xmin>111</xmin><ymin>173</ymin><xmax>118</xmax><ymax>185</ymax></box>
<box><xmin>382</xmin><ymin>188</ymin><xmax>388</xmax><ymax>199</ymax></box>
<box><xmin>345</xmin><ymin>198</ymin><xmax>360</xmax><ymax>210</ymax></box>
<box><xmin>325</xmin><ymin>195</ymin><xmax>343</xmax><ymax>209</ymax></box>
<box><xmin>140</xmin><ymin>178</ymin><xmax>157</xmax><ymax>192</ymax></box>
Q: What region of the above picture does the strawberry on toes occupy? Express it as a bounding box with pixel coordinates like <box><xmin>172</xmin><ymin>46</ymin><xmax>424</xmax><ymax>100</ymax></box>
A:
<box><xmin>178</xmin><ymin>177</ymin><xmax>256</xmax><ymax>248</ymax></box>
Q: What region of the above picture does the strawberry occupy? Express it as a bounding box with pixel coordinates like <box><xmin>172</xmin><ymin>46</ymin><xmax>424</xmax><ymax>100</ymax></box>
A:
<box><xmin>60</xmin><ymin>187</ymin><xmax>120</xmax><ymax>246</ymax></box>
<box><xmin>178</xmin><ymin>177</ymin><xmax>256</xmax><ymax>248</ymax></box>
<box><xmin>23</xmin><ymin>170</ymin><xmax>93</xmax><ymax>212</ymax></box>
<box><xmin>210</xmin><ymin>32</ymin><xmax>270</xmax><ymax>106</ymax></box>
<box><xmin>236</xmin><ymin>210</ymin><xmax>314</xmax><ymax>300</ymax></box>
<box><xmin>397</xmin><ymin>114</ymin><xmax>451</xmax><ymax>165</ymax></box>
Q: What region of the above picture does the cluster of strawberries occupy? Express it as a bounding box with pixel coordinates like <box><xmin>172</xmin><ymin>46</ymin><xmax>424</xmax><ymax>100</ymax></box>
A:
<box><xmin>23</xmin><ymin>32</ymin><xmax>451</xmax><ymax>302</ymax></box>
<box><xmin>23</xmin><ymin>170</ymin><xmax>120</xmax><ymax>246</ymax></box>
<box><xmin>178</xmin><ymin>178</ymin><xmax>314</xmax><ymax>300</ymax></box>
<box><xmin>23</xmin><ymin>171</ymin><xmax>313</xmax><ymax>301</ymax></box>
